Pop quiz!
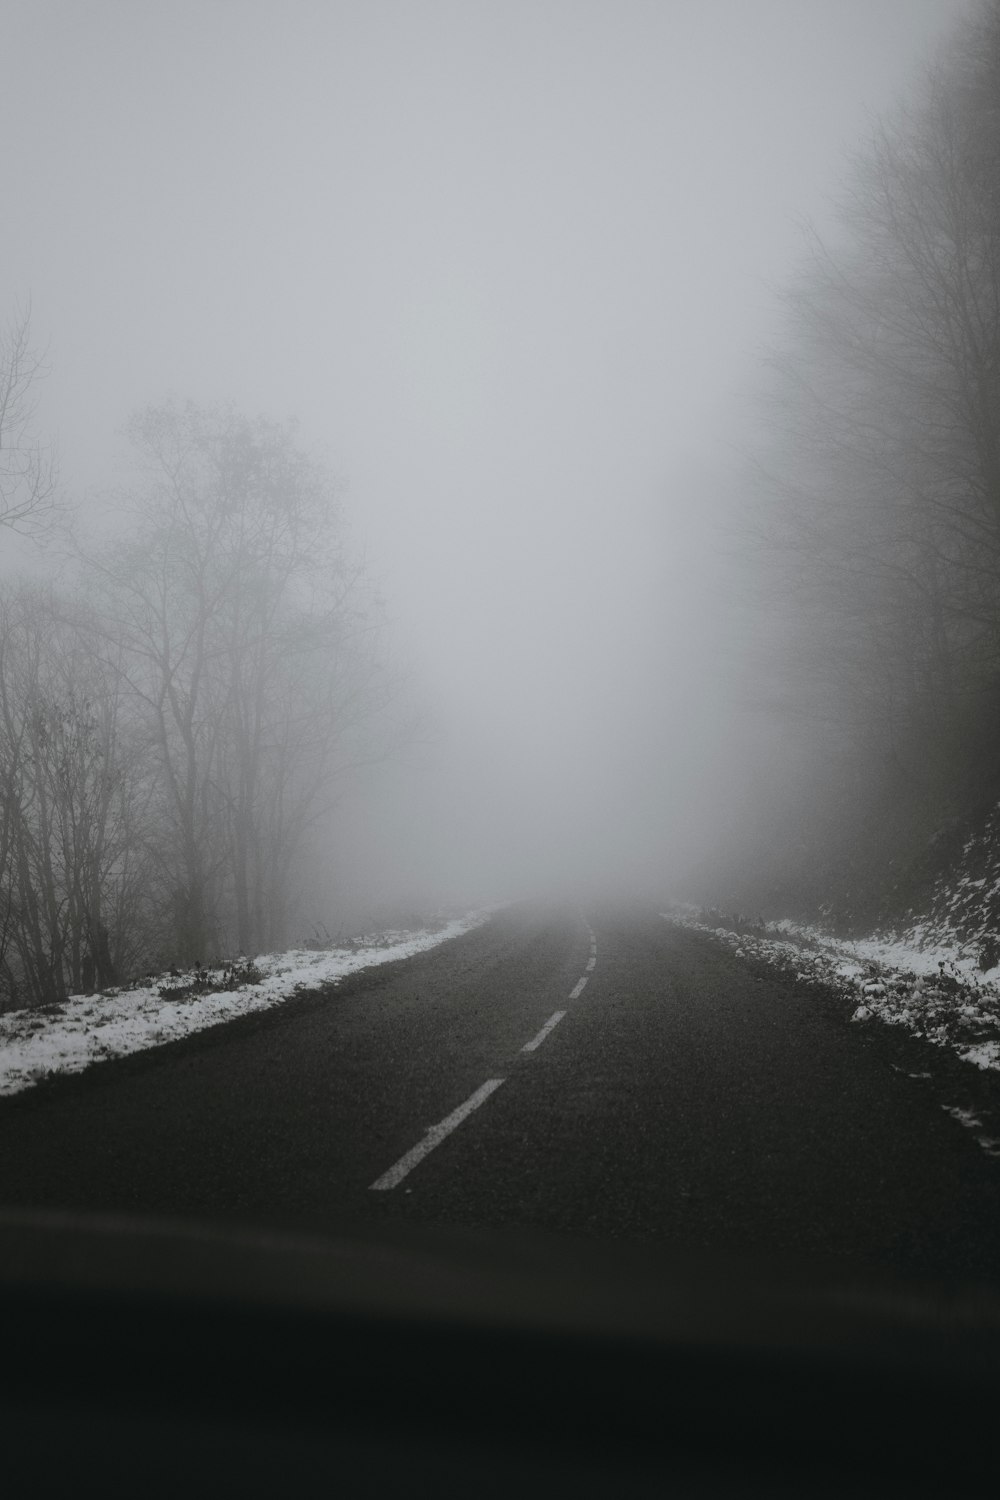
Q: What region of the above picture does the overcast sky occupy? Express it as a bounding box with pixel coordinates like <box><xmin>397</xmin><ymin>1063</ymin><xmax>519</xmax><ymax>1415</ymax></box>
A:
<box><xmin>2</xmin><ymin>0</ymin><xmax>971</xmax><ymax>907</ymax></box>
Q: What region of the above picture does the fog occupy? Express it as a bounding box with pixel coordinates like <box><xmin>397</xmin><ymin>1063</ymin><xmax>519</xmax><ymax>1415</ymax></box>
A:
<box><xmin>1</xmin><ymin>1</ymin><xmax>969</xmax><ymax>931</ymax></box>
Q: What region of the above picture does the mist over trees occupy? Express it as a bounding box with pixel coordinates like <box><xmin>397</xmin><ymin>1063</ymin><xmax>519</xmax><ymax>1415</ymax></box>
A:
<box><xmin>0</xmin><ymin>303</ymin><xmax>58</xmax><ymax>538</ymax></box>
<box><xmin>0</xmin><ymin>400</ymin><xmax>400</xmax><ymax>1006</ymax></box>
<box><xmin>2</xmin><ymin>5</ymin><xmax>983</xmax><ymax>997</ymax></box>
<box><xmin>736</xmin><ymin>0</ymin><xmax>1000</xmax><ymax>927</ymax></box>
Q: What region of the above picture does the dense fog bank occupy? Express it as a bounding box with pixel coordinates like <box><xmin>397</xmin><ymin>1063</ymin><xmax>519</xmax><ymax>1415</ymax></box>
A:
<box><xmin>0</xmin><ymin>2</ymin><xmax>977</xmax><ymax>989</ymax></box>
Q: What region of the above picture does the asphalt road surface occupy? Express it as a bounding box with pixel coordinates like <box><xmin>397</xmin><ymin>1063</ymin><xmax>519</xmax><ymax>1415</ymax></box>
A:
<box><xmin>2</xmin><ymin>903</ymin><xmax>999</xmax><ymax>1283</ymax></box>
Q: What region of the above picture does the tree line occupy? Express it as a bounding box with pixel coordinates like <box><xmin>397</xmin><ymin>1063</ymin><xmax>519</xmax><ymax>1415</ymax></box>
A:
<box><xmin>0</xmin><ymin>361</ymin><xmax>399</xmax><ymax>1007</ymax></box>
<box><xmin>740</xmin><ymin>0</ymin><xmax>1000</xmax><ymax>924</ymax></box>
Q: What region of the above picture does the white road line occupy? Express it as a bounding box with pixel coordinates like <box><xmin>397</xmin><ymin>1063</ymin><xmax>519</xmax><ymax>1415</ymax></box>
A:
<box><xmin>522</xmin><ymin>1010</ymin><xmax>567</xmax><ymax>1052</ymax></box>
<box><xmin>569</xmin><ymin>976</ymin><xmax>588</xmax><ymax>999</ymax></box>
<box><xmin>586</xmin><ymin>956</ymin><xmax>596</xmax><ymax>971</ymax></box>
<box><xmin>369</xmin><ymin>1078</ymin><xmax>505</xmax><ymax>1191</ymax></box>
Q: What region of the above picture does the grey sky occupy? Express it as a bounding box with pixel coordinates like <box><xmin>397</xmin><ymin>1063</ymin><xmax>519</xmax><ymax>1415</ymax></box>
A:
<box><xmin>2</xmin><ymin>0</ymin><xmax>970</xmax><ymax>906</ymax></box>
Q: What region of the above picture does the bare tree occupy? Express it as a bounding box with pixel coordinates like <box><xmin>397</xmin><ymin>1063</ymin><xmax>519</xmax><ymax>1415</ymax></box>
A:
<box><xmin>0</xmin><ymin>394</ymin><xmax>407</xmax><ymax>993</ymax></box>
<box><xmin>92</xmin><ymin>400</ymin><xmax>401</xmax><ymax>960</ymax></box>
<box><xmin>0</xmin><ymin>584</ymin><xmax>156</xmax><ymax>1006</ymax></box>
<box><xmin>736</xmin><ymin>1</ymin><xmax>1000</xmax><ymax>921</ymax></box>
<box><xmin>754</xmin><ymin>3</ymin><xmax>1000</xmax><ymax>762</ymax></box>
<box><xmin>0</xmin><ymin>303</ymin><xmax>58</xmax><ymax>538</ymax></box>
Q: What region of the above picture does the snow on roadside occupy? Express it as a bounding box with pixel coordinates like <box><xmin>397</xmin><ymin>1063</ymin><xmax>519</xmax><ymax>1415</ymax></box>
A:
<box><xmin>663</xmin><ymin>906</ymin><xmax>1000</xmax><ymax>1075</ymax></box>
<box><xmin>0</xmin><ymin>910</ymin><xmax>495</xmax><ymax>1099</ymax></box>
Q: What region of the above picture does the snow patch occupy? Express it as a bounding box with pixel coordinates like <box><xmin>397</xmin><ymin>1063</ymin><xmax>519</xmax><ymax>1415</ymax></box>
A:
<box><xmin>664</xmin><ymin>907</ymin><xmax>1000</xmax><ymax>1074</ymax></box>
<box><xmin>0</xmin><ymin>909</ymin><xmax>497</xmax><ymax>1098</ymax></box>
<box><xmin>959</xmin><ymin>1041</ymin><xmax>1000</xmax><ymax>1071</ymax></box>
<box><xmin>943</xmin><ymin>1105</ymin><xmax>983</xmax><ymax>1130</ymax></box>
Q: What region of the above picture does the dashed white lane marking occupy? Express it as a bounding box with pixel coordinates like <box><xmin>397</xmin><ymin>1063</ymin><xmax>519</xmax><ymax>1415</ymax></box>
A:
<box><xmin>372</xmin><ymin>926</ymin><xmax>597</xmax><ymax>1193</ymax></box>
<box><xmin>369</xmin><ymin>1078</ymin><xmax>505</xmax><ymax>1191</ymax></box>
<box><xmin>522</xmin><ymin>1010</ymin><xmax>567</xmax><ymax>1052</ymax></box>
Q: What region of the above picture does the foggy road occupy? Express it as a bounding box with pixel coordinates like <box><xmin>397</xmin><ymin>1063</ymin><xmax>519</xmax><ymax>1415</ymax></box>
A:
<box><xmin>1</xmin><ymin>905</ymin><xmax>998</xmax><ymax>1283</ymax></box>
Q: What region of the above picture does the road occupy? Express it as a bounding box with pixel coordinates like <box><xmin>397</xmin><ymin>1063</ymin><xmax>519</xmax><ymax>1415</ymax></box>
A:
<box><xmin>1</xmin><ymin>903</ymin><xmax>999</xmax><ymax>1282</ymax></box>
